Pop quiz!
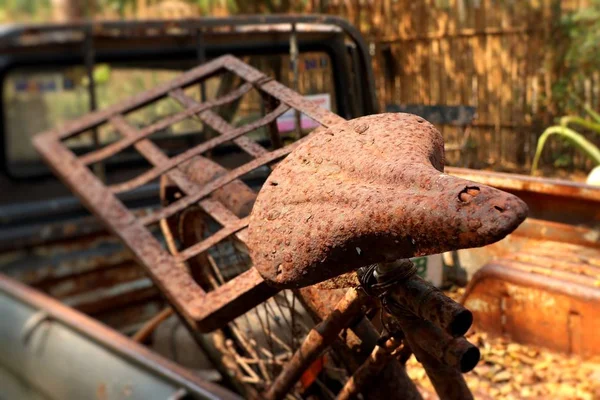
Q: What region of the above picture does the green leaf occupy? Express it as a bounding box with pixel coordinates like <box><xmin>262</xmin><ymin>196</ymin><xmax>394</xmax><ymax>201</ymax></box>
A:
<box><xmin>531</xmin><ymin>126</ymin><xmax>600</xmax><ymax>174</ymax></box>
<box><xmin>559</xmin><ymin>116</ymin><xmax>600</xmax><ymax>134</ymax></box>
<box><xmin>93</xmin><ymin>64</ymin><xmax>111</xmax><ymax>85</ymax></box>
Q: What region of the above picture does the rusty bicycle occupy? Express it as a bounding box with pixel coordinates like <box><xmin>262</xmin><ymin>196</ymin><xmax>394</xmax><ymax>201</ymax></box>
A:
<box><xmin>34</xmin><ymin>55</ymin><xmax>527</xmax><ymax>399</ymax></box>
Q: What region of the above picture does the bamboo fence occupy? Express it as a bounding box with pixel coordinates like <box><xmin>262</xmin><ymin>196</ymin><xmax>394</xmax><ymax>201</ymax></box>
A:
<box><xmin>104</xmin><ymin>0</ymin><xmax>600</xmax><ymax>173</ymax></box>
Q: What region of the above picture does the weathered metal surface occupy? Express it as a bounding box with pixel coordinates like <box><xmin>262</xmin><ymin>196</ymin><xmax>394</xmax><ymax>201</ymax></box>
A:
<box><xmin>249</xmin><ymin>113</ymin><xmax>528</xmax><ymax>288</ymax></box>
<box><xmin>405</xmin><ymin>339</ymin><xmax>474</xmax><ymax>400</ymax></box>
<box><xmin>335</xmin><ymin>337</ymin><xmax>404</xmax><ymax>400</ymax></box>
<box><xmin>169</xmin><ymin>156</ymin><xmax>257</xmax><ymax>217</ymax></box>
<box><xmin>263</xmin><ymin>288</ymin><xmax>368</xmax><ymax>400</ymax></box>
<box><xmin>389</xmin><ymin>311</ymin><xmax>480</xmax><ymax>373</ymax></box>
<box><xmin>301</xmin><ymin>278</ymin><xmax>477</xmax><ymax>399</ymax></box>
<box><xmin>0</xmin><ymin>226</ymin><xmax>166</xmax><ymax>333</ymax></box>
<box><xmin>451</xmin><ymin>217</ymin><xmax>600</xmax><ymax>281</ymax></box>
<box><xmin>0</xmin><ymin>273</ymin><xmax>241</xmax><ymax>400</ymax></box>
<box><xmin>298</xmin><ymin>285</ymin><xmax>423</xmax><ymax>400</ymax></box>
<box><xmin>107</xmin><ymin>104</ymin><xmax>289</xmax><ymax>194</ymax></box>
<box><xmin>386</xmin><ymin>274</ymin><xmax>473</xmax><ymax>337</ymax></box>
<box><xmin>170</xmin><ymin>90</ymin><xmax>270</xmax><ymax>158</ymax></box>
<box><xmin>511</xmin><ymin>218</ymin><xmax>600</xmax><ymax>248</ymax></box>
<box><xmin>33</xmin><ymin>54</ymin><xmax>346</xmax><ymax>332</ymax></box>
<box><xmin>32</xmin><ymin>53</ymin><xmax>528</xmax><ymax>399</ymax></box>
<box><xmin>462</xmin><ymin>245</ymin><xmax>600</xmax><ymax>359</ymax></box>
<box><xmin>447</xmin><ymin>167</ymin><xmax>600</xmax><ymax>203</ymax></box>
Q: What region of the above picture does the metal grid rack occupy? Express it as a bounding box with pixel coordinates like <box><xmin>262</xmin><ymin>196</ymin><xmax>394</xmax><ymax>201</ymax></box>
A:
<box><xmin>34</xmin><ymin>55</ymin><xmax>345</xmax><ymax>332</ymax></box>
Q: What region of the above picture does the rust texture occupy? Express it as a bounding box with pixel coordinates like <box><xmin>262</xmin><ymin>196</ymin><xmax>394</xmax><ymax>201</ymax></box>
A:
<box><xmin>299</xmin><ymin>284</ymin><xmax>422</xmax><ymax>400</ymax></box>
<box><xmin>176</xmin><ymin>145</ymin><xmax>424</xmax><ymax>399</ymax></box>
<box><xmin>33</xmin><ymin>54</ymin><xmax>344</xmax><ymax>332</ymax></box>
<box><xmin>388</xmin><ymin>311</ymin><xmax>480</xmax><ymax>373</ymax></box>
<box><xmin>462</xmin><ymin>243</ymin><xmax>600</xmax><ymax>359</ymax></box>
<box><xmin>405</xmin><ymin>339</ymin><xmax>474</xmax><ymax>400</ymax></box>
<box><xmin>263</xmin><ymin>288</ymin><xmax>368</xmax><ymax>400</ymax></box>
<box><xmin>138</xmin><ymin>141</ymin><xmax>306</xmax><ymax>227</ymax></box>
<box><xmin>107</xmin><ymin>102</ymin><xmax>289</xmax><ymax>194</ymax></box>
<box><xmin>300</xmin><ymin>268</ymin><xmax>479</xmax><ymax>398</ymax></box>
<box><xmin>248</xmin><ymin>113</ymin><xmax>528</xmax><ymax>288</ymax></box>
<box><xmin>335</xmin><ymin>337</ymin><xmax>404</xmax><ymax>400</ymax></box>
<box><xmin>386</xmin><ymin>274</ymin><xmax>473</xmax><ymax>337</ymax></box>
<box><xmin>33</xmin><ymin>53</ymin><xmax>531</xmax><ymax>399</ymax></box>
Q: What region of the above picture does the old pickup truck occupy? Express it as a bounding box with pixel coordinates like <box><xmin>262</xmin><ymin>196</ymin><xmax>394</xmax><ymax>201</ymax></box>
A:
<box><xmin>1</xmin><ymin>14</ymin><xmax>599</xmax><ymax>398</ymax></box>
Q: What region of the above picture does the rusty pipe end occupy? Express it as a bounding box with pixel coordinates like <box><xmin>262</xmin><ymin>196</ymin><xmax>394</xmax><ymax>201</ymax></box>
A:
<box><xmin>444</xmin><ymin>338</ymin><xmax>480</xmax><ymax>373</ymax></box>
<box><xmin>388</xmin><ymin>275</ymin><xmax>473</xmax><ymax>337</ymax></box>
<box><xmin>459</xmin><ymin>345</ymin><xmax>480</xmax><ymax>373</ymax></box>
<box><xmin>449</xmin><ymin>308</ymin><xmax>473</xmax><ymax>337</ymax></box>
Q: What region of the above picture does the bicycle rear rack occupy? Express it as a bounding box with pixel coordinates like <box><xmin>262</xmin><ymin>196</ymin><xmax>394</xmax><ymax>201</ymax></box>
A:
<box><xmin>34</xmin><ymin>54</ymin><xmax>345</xmax><ymax>332</ymax></box>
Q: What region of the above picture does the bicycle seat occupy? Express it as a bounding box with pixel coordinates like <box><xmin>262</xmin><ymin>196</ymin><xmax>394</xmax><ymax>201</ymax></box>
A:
<box><xmin>248</xmin><ymin>113</ymin><xmax>528</xmax><ymax>289</ymax></box>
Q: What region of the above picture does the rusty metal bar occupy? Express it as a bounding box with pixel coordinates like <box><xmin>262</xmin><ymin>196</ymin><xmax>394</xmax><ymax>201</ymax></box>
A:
<box><xmin>56</xmin><ymin>56</ymin><xmax>228</xmax><ymax>140</ymax></box>
<box><xmin>262</xmin><ymin>93</ymin><xmax>283</xmax><ymax>149</ymax></box>
<box><xmin>34</xmin><ymin>133</ymin><xmax>206</xmax><ymax>320</ymax></box>
<box><xmin>138</xmin><ymin>142</ymin><xmax>305</xmax><ymax>226</ymax></box>
<box><xmin>335</xmin><ymin>337</ymin><xmax>403</xmax><ymax>400</ymax></box>
<box><xmin>263</xmin><ymin>289</ymin><xmax>368</xmax><ymax>400</ymax></box>
<box><xmin>188</xmin><ymin>268</ymin><xmax>277</xmax><ymax>332</ymax></box>
<box><xmin>35</xmin><ymin>54</ymin><xmax>362</xmax><ymax>341</ymax></box>
<box><xmin>81</xmin><ymin>84</ymin><xmax>252</xmax><ymax>166</ymax></box>
<box><xmin>386</xmin><ymin>274</ymin><xmax>473</xmax><ymax>337</ymax></box>
<box><xmin>108</xmin><ymin>103</ymin><xmax>288</xmax><ymax>193</ymax></box>
<box><xmin>112</xmin><ymin>112</ymin><xmax>246</xmax><ymax>242</ymax></box>
<box><xmin>223</xmin><ymin>60</ymin><xmax>346</xmax><ymax>128</ymax></box>
<box><xmin>391</xmin><ymin>312</ymin><xmax>480</xmax><ymax>373</ymax></box>
<box><xmin>199</xmin><ymin>109</ymin><xmax>270</xmax><ymax>157</ymax></box>
<box><xmin>299</xmin><ymin>287</ymin><xmax>423</xmax><ymax>400</ymax></box>
<box><xmin>169</xmin><ymin>88</ymin><xmax>269</xmax><ymax>158</ymax></box>
<box><xmin>132</xmin><ymin>307</ymin><xmax>174</xmax><ymax>343</ymax></box>
<box><xmin>404</xmin><ymin>339</ymin><xmax>474</xmax><ymax>400</ymax></box>
<box><xmin>176</xmin><ymin>219</ymin><xmax>248</xmax><ymax>263</ymax></box>
<box><xmin>35</xmin><ymin>55</ymin><xmax>345</xmax><ymax>334</ymax></box>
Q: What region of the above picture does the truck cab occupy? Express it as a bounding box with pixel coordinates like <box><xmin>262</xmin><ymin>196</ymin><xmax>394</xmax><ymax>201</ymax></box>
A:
<box><xmin>0</xmin><ymin>16</ymin><xmax>376</xmax><ymax>334</ymax></box>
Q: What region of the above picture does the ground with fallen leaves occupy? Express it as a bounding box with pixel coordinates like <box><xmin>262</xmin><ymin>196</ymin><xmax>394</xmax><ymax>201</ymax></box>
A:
<box><xmin>405</xmin><ymin>288</ymin><xmax>600</xmax><ymax>399</ymax></box>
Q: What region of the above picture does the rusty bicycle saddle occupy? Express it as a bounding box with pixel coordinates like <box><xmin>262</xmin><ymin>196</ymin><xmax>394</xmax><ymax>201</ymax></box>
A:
<box><xmin>248</xmin><ymin>113</ymin><xmax>528</xmax><ymax>289</ymax></box>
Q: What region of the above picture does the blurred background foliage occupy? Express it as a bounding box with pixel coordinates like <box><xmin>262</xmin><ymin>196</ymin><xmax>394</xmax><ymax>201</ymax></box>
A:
<box><xmin>0</xmin><ymin>0</ymin><xmax>315</xmax><ymax>22</ymax></box>
<box><xmin>555</xmin><ymin>0</ymin><xmax>600</xmax><ymax>113</ymax></box>
<box><xmin>1</xmin><ymin>0</ymin><xmax>600</xmax><ymax>178</ymax></box>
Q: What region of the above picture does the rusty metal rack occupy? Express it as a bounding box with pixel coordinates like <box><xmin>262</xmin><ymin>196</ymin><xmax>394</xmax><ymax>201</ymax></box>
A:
<box><xmin>34</xmin><ymin>54</ymin><xmax>345</xmax><ymax>332</ymax></box>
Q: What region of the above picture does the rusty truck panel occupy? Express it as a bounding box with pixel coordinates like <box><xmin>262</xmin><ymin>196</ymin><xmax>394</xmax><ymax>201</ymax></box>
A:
<box><xmin>449</xmin><ymin>165</ymin><xmax>600</xmax><ymax>359</ymax></box>
<box><xmin>462</xmin><ymin>242</ymin><xmax>600</xmax><ymax>358</ymax></box>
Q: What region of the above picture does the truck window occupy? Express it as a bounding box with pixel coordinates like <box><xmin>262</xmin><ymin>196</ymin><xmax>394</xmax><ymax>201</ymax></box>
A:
<box><xmin>3</xmin><ymin>52</ymin><xmax>336</xmax><ymax>178</ymax></box>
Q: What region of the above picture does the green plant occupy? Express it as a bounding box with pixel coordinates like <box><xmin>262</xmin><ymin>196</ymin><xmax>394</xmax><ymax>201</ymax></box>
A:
<box><xmin>550</xmin><ymin>1</ymin><xmax>600</xmax><ymax>113</ymax></box>
<box><xmin>531</xmin><ymin>97</ymin><xmax>600</xmax><ymax>175</ymax></box>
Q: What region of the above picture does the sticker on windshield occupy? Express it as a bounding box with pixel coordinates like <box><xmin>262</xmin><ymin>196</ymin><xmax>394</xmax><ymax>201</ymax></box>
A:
<box><xmin>411</xmin><ymin>253</ymin><xmax>443</xmax><ymax>287</ymax></box>
<box><xmin>276</xmin><ymin>93</ymin><xmax>331</xmax><ymax>132</ymax></box>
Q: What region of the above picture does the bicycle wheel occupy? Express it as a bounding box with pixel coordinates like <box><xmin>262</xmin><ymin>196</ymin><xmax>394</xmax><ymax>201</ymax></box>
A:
<box><xmin>159</xmin><ymin>159</ymin><xmax>355</xmax><ymax>399</ymax></box>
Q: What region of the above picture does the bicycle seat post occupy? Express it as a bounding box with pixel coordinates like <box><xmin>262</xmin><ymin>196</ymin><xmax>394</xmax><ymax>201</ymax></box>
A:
<box><xmin>249</xmin><ymin>112</ymin><xmax>528</xmax><ymax>400</ymax></box>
